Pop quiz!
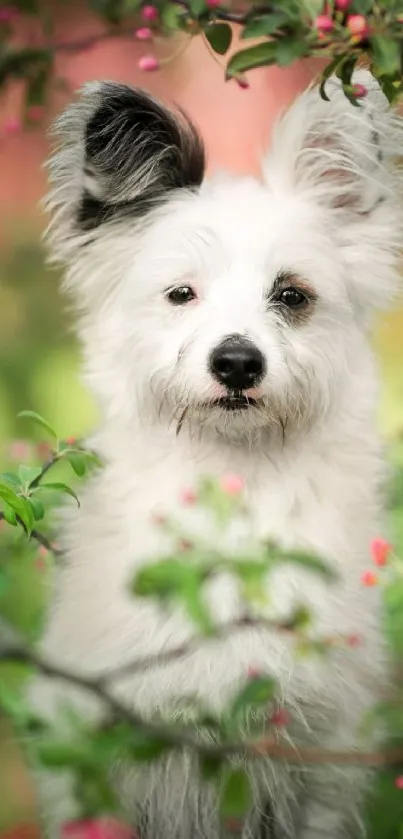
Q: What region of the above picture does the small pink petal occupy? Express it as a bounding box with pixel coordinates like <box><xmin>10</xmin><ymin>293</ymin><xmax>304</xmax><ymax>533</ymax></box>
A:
<box><xmin>395</xmin><ymin>775</ymin><xmax>403</xmax><ymax>790</ymax></box>
<box><xmin>8</xmin><ymin>439</ymin><xmax>31</xmax><ymax>460</ymax></box>
<box><xmin>135</xmin><ymin>26</ymin><xmax>152</xmax><ymax>40</ymax></box>
<box><xmin>138</xmin><ymin>54</ymin><xmax>159</xmax><ymax>72</ymax></box>
<box><xmin>0</xmin><ymin>6</ymin><xmax>18</xmax><ymax>23</ymax></box>
<box><xmin>206</xmin><ymin>0</ymin><xmax>222</xmax><ymax>7</ymax></box>
<box><xmin>4</xmin><ymin>118</ymin><xmax>20</xmax><ymax>134</ymax></box>
<box><xmin>180</xmin><ymin>488</ymin><xmax>197</xmax><ymax>505</ymax></box>
<box><xmin>141</xmin><ymin>5</ymin><xmax>158</xmax><ymax>22</ymax></box>
<box><xmin>370</xmin><ymin>537</ymin><xmax>392</xmax><ymax>567</ymax></box>
<box><xmin>346</xmin><ymin>633</ymin><xmax>361</xmax><ymax>648</ymax></box>
<box><xmin>352</xmin><ymin>83</ymin><xmax>367</xmax><ymax>99</ymax></box>
<box><xmin>314</xmin><ymin>14</ymin><xmax>333</xmax><ymax>32</ymax></box>
<box><xmin>219</xmin><ymin>473</ymin><xmax>244</xmax><ymax>495</ymax></box>
<box><xmin>361</xmin><ymin>570</ymin><xmax>378</xmax><ymax>587</ymax></box>
<box><xmin>271</xmin><ymin>708</ymin><xmax>291</xmax><ymax>726</ymax></box>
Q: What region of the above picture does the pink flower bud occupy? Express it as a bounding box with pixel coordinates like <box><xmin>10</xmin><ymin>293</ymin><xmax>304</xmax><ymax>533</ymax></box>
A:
<box><xmin>0</xmin><ymin>6</ymin><xmax>18</xmax><ymax>23</ymax></box>
<box><xmin>180</xmin><ymin>488</ymin><xmax>197</xmax><ymax>505</ymax></box>
<box><xmin>346</xmin><ymin>633</ymin><xmax>361</xmax><ymax>648</ymax></box>
<box><xmin>371</xmin><ymin>537</ymin><xmax>392</xmax><ymax>567</ymax></box>
<box><xmin>206</xmin><ymin>0</ymin><xmax>222</xmax><ymax>7</ymax></box>
<box><xmin>315</xmin><ymin>14</ymin><xmax>334</xmax><ymax>33</ymax></box>
<box><xmin>335</xmin><ymin>0</ymin><xmax>351</xmax><ymax>9</ymax></box>
<box><xmin>141</xmin><ymin>5</ymin><xmax>158</xmax><ymax>22</ymax></box>
<box><xmin>219</xmin><ymin>473</ymin><xmax>245</xmax><ymax>495</ymax></box>
<box><xmin>135</xmin><ymin>26</ymin><xmax>152</xmax><ymax>40</ymax></box>
<box><xmin>247</xmin><ymin>665</ymin><xmax>261</xmax><ymax>678</ymax></box>
<box><xmin>395</xmin><ymin>776</ymin><xmax>403</xmax><ymax>790</ymax></box>
<box><xmin>7</xmin><ymin>439</ymin><xmax>31</xmax><ymax>460</ymax></box>
<box><xmin>138</xmin><ymin>54</ymin><xmax>159</xmax><ymax>72</ymax></box>
<box><xmin>347</xmin><ymin>14</ymin><xmax>369</xmax><ymax>38</ymax></box>
<box><xmin>4</xmin><ymin>118</ymin><xmax>20</xmax><ymax>134</ymax></box>
<box><xmin>271</xmin><ymin>707</ymin><xmax>291</xmax><ymax>726</ymax></box>
<box><xmin>361</xmin><ymin>570</ymin><xmax>378</xmax><ymax>587</ymax></box>
<box><xmin>65</xmin><ymin>436</ymin><xmax>76</xmax><ymax>446</ymax></box>
<box><xmin>61</xmin><ymin>818</ymin><xmax>134</xmax><ymax>839</ymax></box>
<box><xmin>352</xmin><ymin>83</ymin><xmax>367</xmax><ymax>99</ymax></box>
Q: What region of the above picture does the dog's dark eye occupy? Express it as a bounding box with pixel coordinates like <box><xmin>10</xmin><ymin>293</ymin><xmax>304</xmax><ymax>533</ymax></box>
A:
<box><xmin>279</xmin><ymin>287</ymin><xmax>307</xmax><ymax>309</ymax></box>
<box><xmin>167</xmin><ymin>286</ymin><xmax>196</xmax><ymax>306</ymax></box>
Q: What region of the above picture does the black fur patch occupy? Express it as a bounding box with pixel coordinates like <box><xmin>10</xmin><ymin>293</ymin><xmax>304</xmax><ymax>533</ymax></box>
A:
<box><xmin>79</xmin><ymin>84</ymin><xmax>205</xmax><ymax>230</ymax></box>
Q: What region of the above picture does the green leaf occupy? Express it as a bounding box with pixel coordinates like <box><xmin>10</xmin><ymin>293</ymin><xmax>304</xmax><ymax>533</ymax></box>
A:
<box><xmin>319</xmin><ymin>53</ymin><xmax>348</xmax><ymax>102</ymax></box>
<box><xmin>40</xmin><ymin>482</ymin><xmax>80</xmax><ymax>507</ymax></box>
<box><xmin>128</xmin><ymin>731</ymin><xmax>171</xmax><ymax>762</ymax></box>
<box><xmin>336</xmin><ymin>56</ymin><xmax>359</xmax><ymax>107</ymax></box>
<box><xmin>1</xmin><ymin>502</ymin><xmax>17</xmax><ymax>527</ymax></box>
<box><xmin>28</xmin><ymin>497</ymin><xmax>45</xmax><ymax>522</ymax></box>
<box><xmin>18</xmin><ymin>410</ymin><xmax>57</xmax><ymax>443</ymax></box>
<box><xmin>132</xmin><ymin>558</ymin><xmax>196</xmax><ymax>598</ymax></box>
<box><xmin>190</xmin><ymin>0</ymin><xmax>205</xmax><ymax>15</ymax></box>
<box><xmin>370</xmin><ymin>36</ymin><xmax>401</xmax><ymax>78</ymax></box>
<box><xmin>0</xmin><ymin>483</ymin><xmax>34</xmax><ymax>534</ymax></box>
<box><xmin>383</xmin><ymin>579</ymin><xmax>403</xmax><ymax>657</ymax></box>
<box><xmin>18</xmin><ymin>465</ymin><xmax>43</xmax><ymax>486</ymax></box>
<box><xmin>181</xmin><ymin>577</ymin><xmax>213</xmax><ymax>635</ymax></box>
<box><xmin>275</xmin><ymin>37</ymin><xmax>308</xmax><ymax>67</ymax></box>
<box><xmin>226</xmin><ymin>41</ymin><xmax>278</xmax><ymax>77</ymax></box>
<box><xmin>242</xmin><ymin>13</ymin><xmax>289</xmax><ymax>39</ymax></box>
<box><xmin>0</xmin><ymin>472</ymin><xmax>21</xmax><ymax>489</ymax></box>
<box><xmin>64</xmin><ymin>451</ymin><xmax>87</xmax><ymax>477</ymax></box>
<box><xmin>205</xmin><ymin>22</ymin><xmax>232</xmax><ymax>55</ymax></box>
<box><xmin>220</xmin><ymin>767</ymin><xmax>252</xmax><ymax>821</ymax></box>
<box><xmin>229</xmin><ymin>674</ymin><xmax>277</xmax><ymax>723</ymax></box>
<box><xmin>199</xmin><ymin>753</ymin><xmax>224</xmax><ymax>781</ymax></box>
<box><xmin>37</xmin><ymin>740</ymin><xmax>93</xmax><ymax>769</ymax></box>
<box><xmin>271</xmin><ymin>547</ymin><xmax>337</xmax><ymax>581</ymax></box>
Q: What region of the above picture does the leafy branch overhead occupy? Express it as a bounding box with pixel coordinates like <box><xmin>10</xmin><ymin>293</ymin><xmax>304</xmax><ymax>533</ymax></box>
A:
<box><xmin>2</xmin><ymin>0</ymin><xmax>403</xmax><ymax>125</ymax></box>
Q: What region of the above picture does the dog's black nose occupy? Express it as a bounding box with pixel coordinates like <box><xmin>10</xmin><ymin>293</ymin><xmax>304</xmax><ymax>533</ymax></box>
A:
<box><xmin>209</xmin><ymin>335</ymin><xmax>265</xmax><ymax>390</ymax></box>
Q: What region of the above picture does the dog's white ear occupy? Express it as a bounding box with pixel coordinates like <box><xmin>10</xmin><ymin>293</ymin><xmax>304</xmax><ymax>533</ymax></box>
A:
<box><xmin>45</xmin><ymin>83</ymin><xmax>205</xmax><ymax>262</ymax></box>
<box><xmin>264</xmin><ymin>70</ymin><xmax>403</xmax><ymax>314</ymax></box>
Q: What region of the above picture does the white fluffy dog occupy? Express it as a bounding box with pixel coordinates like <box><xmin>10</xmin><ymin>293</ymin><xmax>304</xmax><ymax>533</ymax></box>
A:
<box><xmin>29</xmin><ymin>70</ymin><xmax>403</xmax><ymax>838</ymax></box>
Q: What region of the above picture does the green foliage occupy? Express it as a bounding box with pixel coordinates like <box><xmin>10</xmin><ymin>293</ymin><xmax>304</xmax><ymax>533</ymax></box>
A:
<box><xmin>2</xmin><ymin>1</ymin><xmax>403</xmax><ymax>109</ymax></box>
<box><xmin>1</xmin><ymin>412</ymin><xmax>403</xmax><ymax>834</ymax></box>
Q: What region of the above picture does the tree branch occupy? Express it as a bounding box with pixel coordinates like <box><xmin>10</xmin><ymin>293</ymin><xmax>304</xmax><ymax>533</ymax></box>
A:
<box><xmin>2</xmin><ymin>636</ymin><xmax>403</xmax><ymax>769</ymax></box>
<box><xmin>0</xmin><ymin>511</ymin><xmax>62</xmax><ymax>556</ymax></box>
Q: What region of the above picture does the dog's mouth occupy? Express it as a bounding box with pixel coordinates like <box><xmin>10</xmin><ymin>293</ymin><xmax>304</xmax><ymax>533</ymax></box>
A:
<box><xmin>211</xmin><ymin>394</ymin><xmax>259</xmax><ymax>411</ymax></box>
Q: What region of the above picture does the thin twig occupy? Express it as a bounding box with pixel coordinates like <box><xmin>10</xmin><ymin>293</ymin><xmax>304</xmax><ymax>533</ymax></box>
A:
<box><xmin>2</xmin><ymin>639</ymin><xmax>403</xmax><ymax>768</ymax></box>
<box><xmin>0</xmin><ymin>511</ymin><xmax>62</xmax><ymax>556</ymax></box>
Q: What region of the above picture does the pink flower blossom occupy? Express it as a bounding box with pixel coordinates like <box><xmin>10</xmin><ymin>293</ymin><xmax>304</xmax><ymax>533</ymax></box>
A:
<box><xmin>352</xmin><ymin>83</ymin><xmax>367</xmax><ymax>99</ymax></box>
<box><xmin>135</xmin><ymin>27</ymin><xmax>152</xmax><ymax>40</ymax></box>
<box><xmin>370</xmin><ymin>537</ymin><xmax>392</xmax><ymax>567</ymax></box>
<box><xmin>138</xmin><ymin>55</ymin><xmax>159</xmax><ymax>72</ymax></box>
<box><xmin>314</xmin><ymin>14</ymin><xmax>334</xmax><ymax>33</ymax></box>
<box><xmin>219</xmin><ymin>473</ymin><xmax>245</xmax><ymax>495</ymax></box>
<box><xmin>335</xmin><ymin>0</ymin><xmax>351</xmax><ymax>10</ymax></box>
<box><xmin>361</xmin><ymin>570</ymin><xmax>378</xmax><ymax>587</ymax></box>
<box><xmin>4</xmin><ymin>118</ymin><xmax>20</xmax><ymax>135</ymax></box>
<box><xmin>180</xmin><ymin>488</ymin><xmax>197</xmax><ymax>505</ymax></box>
<box><xmin>347</xmin><ymin>14</ymin><xmax>369</xmax><ymax>38</ymax></box>
<box><xmin>395</xmin><ymin>776</ymin><xmax>403</xmax><ymax>790</ymax></box>
<box><xmin>141</xmin><ymin>5</ymin><xmax>158</xmax><ymax>22</ymax></box>
<box><xmin>206</xmin><ymin>0</ymin><xmax>222</xmax><ymax>7</ymax></box>
<box><xmin>7</xmin><ymin>439</ymin><xmax>31</xmax><ymax>460</ymax></box>
<box><xmin>346</xmin><ymin>633</ymin><xmax>361</xmax><ymax>648</ymax></box>
<box><xmin>61</xmin><ymin>818</ymin><xmax>134</xmax><ymax>839</ymax></box>
<box><xmin>271</xmin><ymin>707</ymin><xmax>291</xmax><ymax>726</ymax></box>
<box><xmin>0</xmin><ymin>6</ymin><xmax>18</xmax><ymax>23</ymax></box>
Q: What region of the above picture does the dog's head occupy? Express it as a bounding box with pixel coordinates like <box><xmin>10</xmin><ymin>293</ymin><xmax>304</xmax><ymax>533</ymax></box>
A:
<box><xmin>45</xmin><ymin>73</ymin><xmax>403</xmax><ymax>437</ymax></box>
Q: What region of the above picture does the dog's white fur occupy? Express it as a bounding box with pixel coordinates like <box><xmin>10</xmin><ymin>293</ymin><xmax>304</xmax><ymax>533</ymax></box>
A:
<box><xmin>29</xmin><ymin>71</ymin><xmax>403</xmax><ymax>838</ymax></box>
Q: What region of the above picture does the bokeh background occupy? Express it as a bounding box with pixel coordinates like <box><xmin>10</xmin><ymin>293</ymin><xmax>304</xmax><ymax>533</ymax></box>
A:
<box><xmin>1</xmin><ymin>4</ymin><xmax>403</xmax><ymax>834</ymax></box>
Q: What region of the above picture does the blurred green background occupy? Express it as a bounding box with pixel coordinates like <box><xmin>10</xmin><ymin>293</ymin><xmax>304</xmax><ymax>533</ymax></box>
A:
<box><xmin>1</xmin><ymin>235</ymin><xmax>403</xmax><ymax>834</ymax></box>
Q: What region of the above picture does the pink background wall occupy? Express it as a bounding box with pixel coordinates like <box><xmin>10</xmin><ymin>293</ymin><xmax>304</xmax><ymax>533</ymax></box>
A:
<box><xmin>0</xmin><ymin>6</ymin><xmax>324</xmax><ymax>237</ymax></box>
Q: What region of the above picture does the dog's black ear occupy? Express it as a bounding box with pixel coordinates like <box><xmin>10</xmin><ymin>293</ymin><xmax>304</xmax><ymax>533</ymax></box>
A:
<box><xmin>80</xmin><ymin>84</ymin><xmax>205</xmax><ymax>229</ymax></box>
<box><xmin>46</xmin><ymin>82</ymin><xmax>205</xmax><ymax>249</ymax></box>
